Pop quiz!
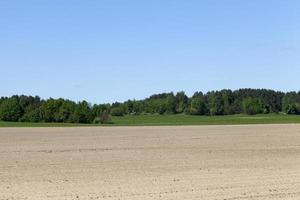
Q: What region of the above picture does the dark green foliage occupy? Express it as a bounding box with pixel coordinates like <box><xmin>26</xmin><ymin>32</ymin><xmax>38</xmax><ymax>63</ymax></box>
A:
<box><xmin>58</xmin><ymin>100</ymin><xmax>76</xmax><ymax>122</ymax></box>
<box><xmin>69</xmin><ymin>101</ymin><xmax>92</xmax><ymax>123</ymax></box>
<box><xmin>20</xmin><ymin>108</ymin><xmax>43</xmax><ymax>122</ymax></box>
<box><xmin>282</xmin><ymin>92</ymin><xmax>300</xmax><ymax>114</ymax></box>
<box><xmin>242</xmin><ymin>97</ymin><xmax>264</xmax><ymax>115</ymax></box>
<box><xmin>175</xmin><ymin>92</ymin><xmax>188</xmax><ymax>113</ymax></box>
<box><xmin>166</xmin><ymin>93</ymin><xmax>177</xmax><ymax>114</ymax></box>
<box><xmin>40</xmin><ymin>98</ymin><xmax>63</xmax><ymax>122</ymax></box>
<box><xmin>221</xmin><ymin>90</ymin><xmax>235</xmax><ymax>115</ymax></box>
<box><xmin>207</xmin><ymin>91</ymin><xmax>225</xmax><ymax>115</ymax></box>
<box><xmin>0</xmin><ymin>97</ymin><xmax>22</xmax><ymax>121</ymax></box>
<box><xmin>285</xmin><ymin>104</ymin><xmax>298</xmax><ymax>114</ymax></box>
<box><xmin>92</xmin><ymin>104</ymin><xmax>110</xmax><ymax>117</ymax></box>
<box><xmin>110</xmin><ymin>106</ymin><xmax>125</xmax><ymax>116</ymax></box>
<box><xmin>233</xmin><ymin>89</ymin><xmax>284</xmax><ymax>113</ymax></box>
<box><xmin>190</xmin><ymin>96</ymin><xmax>208</xmax><ymax>115</ymax></box>
<box><xmin>131</xmin><ymin>101</ymin><xmax>144</xmax><ymax>114</ymax></box>
<box><xmin>0</xmin><ymin>89</ymin><xmax>299</xmax><ymax>124</ymax></box>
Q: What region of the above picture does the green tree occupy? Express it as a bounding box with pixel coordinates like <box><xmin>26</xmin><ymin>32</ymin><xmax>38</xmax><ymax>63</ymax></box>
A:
<box><xmin>110</xmin><ymin>106</ymin><xmax>125</xmax><ymax>116</ymax></box>
<box><xmin>220</xmin><ymin>90</ymin><xmax>234</xmax><ymax>115</ymax></box>
<box><xmin>132</xmin><ymin>101</ymin><xmax>143</xmax><ymax>114</ymax></box>
<box><xmin>166</xmin><ymin>93</ymin><xmax>176</xmax><ymax>114</ymax></box>
<box><xmin>0</xmin><ymin>97</ymin><xmax>22</xmax><ymax>121</ymax></box>
<box><xmin>175</xmin><ymin>92</ymin><xmax>188</xmax><ymax>113</ymax></box>
<box><xmin>208</xmin><ymin>91</ymin><xmax>224</xmax><ymax>115</ymax></box>
<box><xmin>285</xmin><ymin>104</ymin><xmax>298</xmax><ymax>114</ymax></box>
<box><xmin>92</xmin><ymin>104</ymin><xmax>110</xmax><ymax>118</ymax></box>
<box><xmin>190</xmin><ymin>96</ymin><xmax>208</xmax><ymax>115</ymax></box>
<box><xmin>242</xmin><ymin>97</ymin><xmax>263</xmax><ymax>115</ymax></box>
<box><xmin>40</xmin><ymin>98</ymin><xmax>62</xmax><ymax>122</ymax></box>
<box><xmin>69</xmin><ymin>101</ymin><xmax>92</xmax><ymax>123</ymax></box>
<box><xmin>58</xmin><ymin>100</ymin><xmax>76</xmax><ymax>122</ymax></box>
<box><xmin>20</xmin><ymin>108</ymin><xmax>43</xmax><ymax>122</ymax></box>
<box><xmin>282</xmin><ymin>92</ymin><xmax>300</xmax><ymax>114</ymax></box>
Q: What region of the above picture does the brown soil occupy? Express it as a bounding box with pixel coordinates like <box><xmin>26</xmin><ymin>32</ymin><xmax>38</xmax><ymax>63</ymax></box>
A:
<box><xmin>1</xmin><ymin>124</ymin><xmax>300</xmax><ymax>199</ymax></box>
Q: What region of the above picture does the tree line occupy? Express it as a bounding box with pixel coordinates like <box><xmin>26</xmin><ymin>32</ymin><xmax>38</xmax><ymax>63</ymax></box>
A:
<box><xmin>0</xmin><ymin>89</ymin><xmax>300</xmax><ymax>123</ymax></box>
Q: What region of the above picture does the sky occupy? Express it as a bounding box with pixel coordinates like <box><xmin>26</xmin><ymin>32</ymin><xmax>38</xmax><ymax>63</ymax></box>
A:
<box><xmin>0</xmin><ymin>0</ymin><xmax>299</xmax><ymax>103</ymax></box>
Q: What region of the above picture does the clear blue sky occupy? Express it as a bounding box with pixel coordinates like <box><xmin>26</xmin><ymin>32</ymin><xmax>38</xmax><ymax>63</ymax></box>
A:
<box><xmin>0</xmin><ymin>0</ymin><xmax>299</xmax><ymax>103</ymax></box>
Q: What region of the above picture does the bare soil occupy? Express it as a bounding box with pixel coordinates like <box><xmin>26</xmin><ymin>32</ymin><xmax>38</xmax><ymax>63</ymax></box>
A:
<box><xmin>1</xmin><ymin>124</ymin><xmax>300</xmax><ymax>200</ymax></box>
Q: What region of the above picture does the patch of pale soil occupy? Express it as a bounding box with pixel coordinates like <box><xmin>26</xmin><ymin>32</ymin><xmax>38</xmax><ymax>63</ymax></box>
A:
<box><xmin>1</xmin><ymin>124</ymin><xmax>300</xmax><ymax>200</ymax></box>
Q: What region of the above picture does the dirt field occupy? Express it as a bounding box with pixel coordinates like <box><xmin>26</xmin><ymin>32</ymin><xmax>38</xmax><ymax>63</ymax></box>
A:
<box><xmin>1</xmin><ymin>125</ymin><xmax>300</xmax><ymax>200</ymax></box>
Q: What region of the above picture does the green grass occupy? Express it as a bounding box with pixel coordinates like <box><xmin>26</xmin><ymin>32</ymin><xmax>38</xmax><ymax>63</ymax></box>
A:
<box><xmin>0</xmin><ymin>121</ymin><xmax>94</xmax><ymax>127</ymax></box>
<box><xmin>1</xmin><ymin>114</ymin><xmax>300</xmax><ymax>127</ymax></box>
<box><xmin>111</xmin><ymin>114</ymin><xmax>300</xmax><ymax>126</ymax></box>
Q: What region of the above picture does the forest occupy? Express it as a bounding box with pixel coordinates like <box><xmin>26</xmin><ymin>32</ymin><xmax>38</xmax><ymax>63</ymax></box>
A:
<box><xmin>0</xmin><ymin>89</ymin><xmax>300</xmax><ymax>124</ymax></box>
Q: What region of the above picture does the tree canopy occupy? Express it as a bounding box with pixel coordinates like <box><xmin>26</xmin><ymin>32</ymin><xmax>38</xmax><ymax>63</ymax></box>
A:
<box><xmin>0</xmin><ymin>89</ymin><xmax>299</xmax><ymax>123</ymax></box>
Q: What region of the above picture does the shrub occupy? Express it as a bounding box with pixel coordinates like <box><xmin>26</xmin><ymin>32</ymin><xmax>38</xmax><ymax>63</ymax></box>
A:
<box><xmin>110</xmin><ymin>106</ymin><xmax>125</xmax><ymax>116</ymax></box>
<box><xmin>93</xmin><ymin>111</ymin><xmax>112</xmax><ymax>124</ymax></box>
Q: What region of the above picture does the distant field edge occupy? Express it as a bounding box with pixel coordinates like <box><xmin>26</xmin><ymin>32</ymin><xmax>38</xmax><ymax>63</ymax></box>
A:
<box><xmin>1</xmin><ymin>114</ymin><xmax>300</xmax><ymax>127</ymax></box>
